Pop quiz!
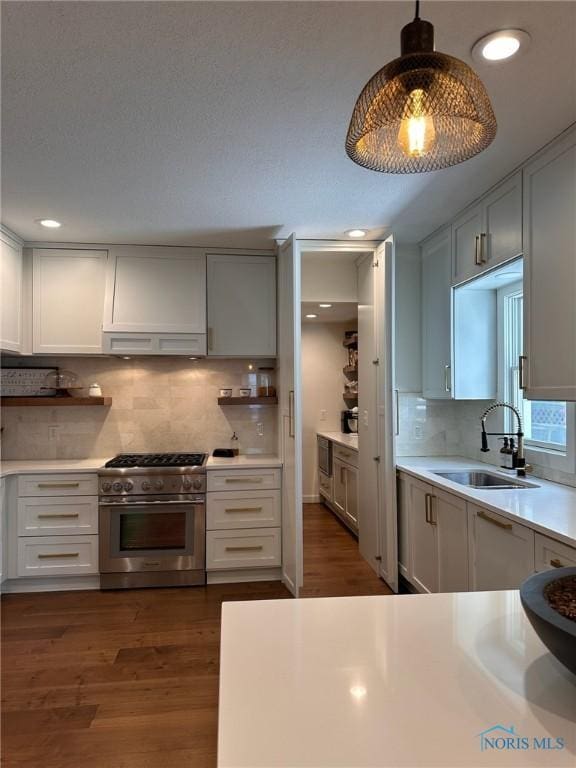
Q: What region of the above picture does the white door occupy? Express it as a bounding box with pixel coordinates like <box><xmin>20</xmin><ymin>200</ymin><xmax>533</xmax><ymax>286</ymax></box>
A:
<box><xmin>452</xmin><ymin>204</ymin><xmax>483</xmax><ymax>284</ymax></box>
<box><xmin>277</xmin><ymin>235</ymin><xmax>303</xmax><ymax>597</ymax></box>
<box><xmin>483</xmin><ymin>171</ymin><xmax>523</xmax><ymax>269</ymax></box>
<box><xmin>32</xmin><ymin>249</ymin><xmax>107</xmax><ymax>354</ymax></box>
<box><xmin>374</xmin><ymin>237</ymin><xmax>398</xmax><ymax>592</ymax></box>
<box><xmin>0</xmin><ymin>232</ymin><xmax>23</xmax><ymax>353</ymax></box>
<box><xmin>206</xmin><ymin>254</ymin><xmax>276</xmax><ymax>357</ymax></box>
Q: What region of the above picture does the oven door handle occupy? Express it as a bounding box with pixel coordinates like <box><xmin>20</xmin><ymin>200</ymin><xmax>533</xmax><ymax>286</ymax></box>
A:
<box><xmin>99</xmin><ymin>499</ymin><xmax>204</xmax><ymax>507</ymax></box>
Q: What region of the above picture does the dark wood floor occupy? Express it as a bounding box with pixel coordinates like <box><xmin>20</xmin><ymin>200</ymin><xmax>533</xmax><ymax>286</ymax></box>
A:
<box><xmin>1</xmin><ymin>502</ymin><xmax>391</xmax><ymax>767</ymax></box>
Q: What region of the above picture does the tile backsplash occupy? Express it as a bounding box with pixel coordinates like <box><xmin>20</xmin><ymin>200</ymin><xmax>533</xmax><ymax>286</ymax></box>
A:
<box><xmin>0</xmin><ymin>357</ymin><xmax>277</xmax><ymax>460</ymax></box>
<box><xmin>397</xmin><ymin>392</ymin><xmax>576</xmax><ymax>489</ymax></box>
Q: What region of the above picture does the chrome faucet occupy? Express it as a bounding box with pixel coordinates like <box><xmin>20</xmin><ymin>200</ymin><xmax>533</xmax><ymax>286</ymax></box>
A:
<box><xmin>480</xmin><ymin>401</ymin><xmax>531</xmax><ymax>477</ymax></box>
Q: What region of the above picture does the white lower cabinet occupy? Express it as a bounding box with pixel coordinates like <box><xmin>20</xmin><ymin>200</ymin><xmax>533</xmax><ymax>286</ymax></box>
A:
<box><xmin>534</xmin><ymin>533</ymin><xmax>576</xmax><ymax>573</ymax></box>
<box><xmin>404</xmin><ymin>476</ymin><xmax>468</xmax><ymax>593</ymax></box>
<box><xmin>331</xmin><ymin>457</ymin><xmax>359</xmax><ymax>533</ymax></box>
<box><xmin>206</xmin><ymin>467</ymin><xmax>282</xmax><ymax>581</ymax></box>
<box><xmin>468</xmin><ymin>505</ymin><xmax>534</xmax><ymax>591</ymax></box>
<box><xmin>318</xmin><ymin>470</ymin><xmax>333</xmax><ymax>502</ymax></box>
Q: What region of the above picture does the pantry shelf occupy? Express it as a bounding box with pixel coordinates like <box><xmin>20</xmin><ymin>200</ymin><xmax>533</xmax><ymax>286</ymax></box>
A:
<box><xmin>0</xmin><ymin>396</ymin><xmax>112</xmax><ymax>407</ymax></box>
<box><xmin>218</xmin><ymin>396</ymin><xmax>278</xmax><ymax>406</ymax></box>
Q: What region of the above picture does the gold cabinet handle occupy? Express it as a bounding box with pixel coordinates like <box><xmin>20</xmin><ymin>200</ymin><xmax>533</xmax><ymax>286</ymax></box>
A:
<box><xmin>224</xmin><ymin>478</ymin><xmax>263</xmax><ymax>484</ymax></box>
<box><xmin>550</xmin><ymin>558</ymin><xmax>565</xmax><ymax>568</ymax></box>
<box><xmin>480</xmin><ymin>232</ymin><xmax>487</xmax><ymax>264</ymax></box>
<box><xmin>478</xmin><ymin>510</ymin><xmax>513</xmax><ymax>530</ymax></box>
<box><xmin>224</xmin><ymin>507</ymin><xmax>263</xmax><ymax>513</ymax></box>
<box><xmin>474</xmin><ymin>234</ymin><xmax>482</xmax><ymax>266</ymax></box>
<box><xmin>519</xmin><ymin>355</ymin><xmax>527</xmax><ymax>391</ymax></box>
<box><xmin>37</xmin><ymin>513</ymin><xmax>80</xmax><ymax>519</ymax></box>
<box><xmin>444</xmin><ymin>364</ymin><xmax>451</xmax><ymax>393</ymax></box>
<box><xmin>425</xmin><ymin>493</ymin><xmax>437</xmax><ymax>526</ymax></box>
<box><xmin>225</xmin><ymin>545</ymin><xmax>263</xmax><ymax>552</ymax></box>
<box><xmin>37</xmin><ymin>482</ymin><xmax>80</xmax><ymax>489</ymax></box>
<box><xmin>37</xmin><ymin>552</ymin><xmax>80</xmax><ymax>559</ymax></box>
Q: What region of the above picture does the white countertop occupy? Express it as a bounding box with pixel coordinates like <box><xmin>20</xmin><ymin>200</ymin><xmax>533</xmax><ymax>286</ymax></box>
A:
<box><xmin>206</xmin><ymin>454</ymin><xmax>282</xmax><ymax>469</ymax></box>
<box><xmin>0</xmin><ymin>458</ymin><xmax>110</xmax><ymax>478</ymax></box>
<box><xmin>218</xmin><ymin>591</ymin><xmax>575</xmax><ymax>767</ymax></box>
<box><xmin>397</xmin><ymin>456</ymin><xmax>576</xmax><ymax>547</ymax></box>
<box><xmin>317</xmin><ymin>431</ymin><xmax>358</xmax><ymax>451</ymax></box>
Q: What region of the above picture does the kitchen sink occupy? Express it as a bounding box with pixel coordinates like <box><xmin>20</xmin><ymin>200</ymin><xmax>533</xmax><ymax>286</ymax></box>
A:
<box><xmin>433</xmin><ymin>470</ymin><xmax>539</xmax><ymax>489</ymax></box>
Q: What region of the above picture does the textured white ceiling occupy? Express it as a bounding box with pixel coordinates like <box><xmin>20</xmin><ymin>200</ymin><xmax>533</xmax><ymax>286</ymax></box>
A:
<box><xmin>2</xmin><ymin>1</ymin><xmax>575</xmax><ymax>248</ymax></box>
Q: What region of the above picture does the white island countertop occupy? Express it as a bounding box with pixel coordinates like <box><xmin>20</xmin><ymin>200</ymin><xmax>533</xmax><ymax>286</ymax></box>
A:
<box><xmin>397</xmin><ymin>456</ymin><xmax>576</xmax><ymax>547</ymax></box>
<box><xmin>206</xmin><ymin>454</ymin><xmax>282</xmax><ymax>469</ymax></box>
<box><xmin>317</xmin><ymin>431</ymin><xmax>358</xmax><ymax>451</ymax></box>
<box><xmin>219</xmin><ymin>591</ymin><xmax>575</xmax><ymax>767</ymax></box>
<box><xmin>0</xmin><ymin>458</ymin><xmax>111</xmax><ymax>478</ymax></box>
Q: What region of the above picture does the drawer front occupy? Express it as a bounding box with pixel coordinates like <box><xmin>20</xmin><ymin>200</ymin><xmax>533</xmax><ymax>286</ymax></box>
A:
<box><xmin>318</xmin><ymin>471</ymin><xmax>333</xmax><ymax>501</ymax></box>
<box><xmin>206</xmin><ymin>528</ymin><xmax>281</xmax><ymax>570</ymax></box>
<box><xmin>207</xmin><ymin>468</ymin><xmax>281</xmax><ymax>492</ymax></box>
<box><xmin>207</xmin><ymin>490</ymin><xmax>280</xmax><ymax>530</ymax></box>
<box><xmin>18</xmin><ymin>496</ymin><xmax>99</xmax><ymax>537</ymax></box>
<box><xmin>18</xmin><ymin>474</ymin><xmax>98</xmax><ymax>497</ymax></box>
<box><xmin>17</xmin><ymin>535</ymin><xmax>99</xmax><ymax>577</ymax></box>
<box><xmin>535</xmin><ymin>533</ymin><xmax>576</xmax><ymax>572</ymax></box>
<box><xmin>332</xmin><ymin>444</ymin><xmax>358</xmax><ymax>468</ymax></box>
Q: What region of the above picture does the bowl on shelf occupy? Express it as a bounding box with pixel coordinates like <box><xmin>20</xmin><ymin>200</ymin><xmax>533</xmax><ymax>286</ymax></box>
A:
<box><xmin>41</xmin><ymin>369</ymin><xmax>84</xmax><ymax>396</ymax></box>
<box><xmin>520</xmin><ymin>567</ymin><xmax>576</xmax><ymax>676</ymax></box>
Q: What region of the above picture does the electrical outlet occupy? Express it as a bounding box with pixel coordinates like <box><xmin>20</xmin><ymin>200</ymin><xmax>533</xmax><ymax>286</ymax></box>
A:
<box><xmin>413</xmin><ymin>423</ymin><xmax>424</xmax><ymax>440</ymax></box>
<box><xmin>256</xmin><ymin>422</ymin><xmax>264</xmax><ymax>437</ymax></box>
<box><xmin>48</xmin><ymin>424</ymin><xmax>61</xmax><ymax>441</ymax></box>
<box><xmin>320</xmin><ymin>410</ymin><xmax>327</xmax><ymax>422</ymax></box>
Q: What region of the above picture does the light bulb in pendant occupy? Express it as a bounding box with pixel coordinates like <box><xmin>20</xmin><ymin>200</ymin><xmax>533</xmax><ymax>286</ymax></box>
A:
<box><xmin>397</xmin><ymin>88</ymin><xmax>436</xmax><ymax>158</ymax></box>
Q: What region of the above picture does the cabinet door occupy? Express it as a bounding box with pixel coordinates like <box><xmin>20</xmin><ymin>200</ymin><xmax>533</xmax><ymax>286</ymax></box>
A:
<box><xmin>344</xmin><ymin>464</ymin><xmax>358</xmax><ymax>529</ymax></box>
<box><xmin>523</xmin><ymin>129</ymin><xmax>576</xmax><ymax>401</ymax></box>
<box><xmin>422</xmin><ymin>227</ymin><xmax>452</xmax><ymax>399</ymax></box>
<box><xmin>468</xmin><ymin>505</ymin><xmax>534</xmax><ymax>590</ymax></box>
<box><xmin>408</xmin><ymin>478</ymin><xmax>438</xmax><ymax>593</ymax></box>
<box><xmin>534</xmin><ymin>533</ymin><xmax>576</xmax><ymax>573</ymax></box>
<box><xmin>483</xmin><ymin>172</ymin><xmax>523</xmax><ymax>269</ymax></box>
<box><xmin>207</xmin><ymin>254</ymin><xmax>276</xmax><ymax>356</ymax></box>
<box><xmin>434</xmin><ymin>489</ymin><xmax>468</xmax><ymax>592</ymax></box>
<box><xmin>452</xmin><ymin>204</ymin><xmax>483</xmax><ymax>284</ymax></box>
<box><xmin>33</xmin><ymin>249</ymin><xmax>107</xmax><ymax>354</ymax></box>
<box><xmin>0</xmin><ymin>233</ymin><xmax>23</xmax><ymax>353</ymax></box>
<box><xmin>332</xmin><ymin>458</ymin><xmax>347</xmax><ymax>517</ymax></box>
<box><xmin>105</xmin><ymin>247</ymin><xmax>206</xmax><ymax>334</ymax></box>
<box><xmin>397</xmin><ymin>473</ymin><xmax>410</xmax><ymax>579</ymax></box>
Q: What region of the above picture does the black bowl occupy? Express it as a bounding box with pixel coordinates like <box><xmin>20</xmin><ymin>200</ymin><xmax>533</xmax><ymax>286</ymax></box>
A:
<box><xmin>520</xmin><ymin>567</ymin><xmax>576</xmax><ymax>677</ymax></box>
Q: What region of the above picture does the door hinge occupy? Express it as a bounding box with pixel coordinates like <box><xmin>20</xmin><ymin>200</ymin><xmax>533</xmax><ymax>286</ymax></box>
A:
<box><xmin>375</xmin><ymin>555</ymin><xmax>382</xmax><ymax>561</ymax></box>
<box><xmin>373</xmin><ymin>456</ymin><xmax>381</xmax><ymax>462</ymax></box>
<box><xmin>372</xmin><ymin>260</ymin><xmax>379</xmax><ymax>268</ymax></box>
<box><xmin>372</xmin><ymin>358</ymin><xmax>379</xmax><ymax>365</ymax></box>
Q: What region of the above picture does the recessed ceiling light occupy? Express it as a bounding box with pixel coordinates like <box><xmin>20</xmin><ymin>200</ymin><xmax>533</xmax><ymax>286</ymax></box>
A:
<box><xmin>319</xmin><ymin>304</ymin><xmax>332</xmax><ymax>308</ymax></box>
<box><xmin>37</xmin><ymin>218</ymin><xmax>62</xmax><ymax>228</ymax></box>
<box><xmin>346</xmin><ymin>229</ymin><xmax>367</xmax><ymax>239</ymax></box>
<box><xmin>306</xmin><ymin>314</ymin><xmax>318</xmax><ymax>319</ymax></box>
<box><xmin>472</xmin><ymin>30</ymin><xmax>530</xmax><ymax>63</ymax></box>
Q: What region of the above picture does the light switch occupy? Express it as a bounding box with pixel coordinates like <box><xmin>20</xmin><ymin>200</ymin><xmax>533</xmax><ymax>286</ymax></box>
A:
<box><xmin>320</xmin><ymin>410</ymin><xmax>327</xmax><ymax>421</ymax></box>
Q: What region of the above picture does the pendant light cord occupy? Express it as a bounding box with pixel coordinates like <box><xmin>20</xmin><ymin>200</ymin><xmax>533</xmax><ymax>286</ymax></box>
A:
<box><xmin>415</xmin><ymin>0</ymin><xmax>420</xmax><ymax>19</ymax></box>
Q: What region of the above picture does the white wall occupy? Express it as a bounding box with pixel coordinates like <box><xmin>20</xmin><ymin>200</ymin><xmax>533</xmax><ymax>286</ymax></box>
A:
<box><xmin>301</xmin><ymin>251</ymin><xmax>359</xmax><ymax>303</ymax></box>
<box><xmin>301</xmin><ymin>320</ymin><xmax>356</xmax><ymax>501</ymax></box>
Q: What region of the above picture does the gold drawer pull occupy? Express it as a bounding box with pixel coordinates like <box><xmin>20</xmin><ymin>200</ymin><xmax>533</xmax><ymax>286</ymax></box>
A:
<box><xmin>37</xmin><ymin>513</ymin><xmax>80</xmax><ymax>519</ymax></box>
<box><xmin>225</xmin><ymin>478</ymin><xmax>263</xmax><ymax>484</ymax></box>
<box><xmin>37</xmin><ymin>552</ymin><xmax>80</xmax><ymax>559</ymax></box>
<box><xmin>225</xmin><ymin>545</ymin><xmax>264</xmax><ymax>552</ymax></box>
<box><xmin>37</xmin><ymin>482</ymin><xmax>80</xmax><ymax>489</ymax></box>
<box><xmin>478</xmin><ymin>510</ymin><xmax>512</xmax><ymax>530</ymax></box>
<box><xmin>224</xmin><ymin>507</ymin><xmax>263</xmax><ymax>513</ymax></box>
<box><xmin>550</xmin><ymin>558</ymin><xmax>565</xmax><ymax>568</ymax></box>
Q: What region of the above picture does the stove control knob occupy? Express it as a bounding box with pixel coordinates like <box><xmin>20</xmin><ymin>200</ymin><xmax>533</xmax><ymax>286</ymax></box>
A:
<box><xmin>154</xmin><ymin>479</ymin><xmax>164</xmax><ymax>491</ymax></box>
<box><xmin>112</xmin><ymin>482</ymin><xmax>123</xmax><ymax>492</ymax></box>
<box><xmin>123</xmin><ymin>480</ymin><xmax>134</xmax><ymax>492</ymax></box>
<box><xmin>101</xmin><ymin>481</ymin><xmax>112</xmax><ymax>492</ymax></box>
<box><xmin>141</xmin><ymin>480</ymin><xmax>151</xmax><ymax>491</ymax></box>
<box><xmin>192</xmin><ymin>478</ymin><xmax>202</xmax><ymax>491</ymax></box>
<box><xmin>182</xmin><ymin>478</ymin><xmax>192</xmax><ymax>491</ymax></box>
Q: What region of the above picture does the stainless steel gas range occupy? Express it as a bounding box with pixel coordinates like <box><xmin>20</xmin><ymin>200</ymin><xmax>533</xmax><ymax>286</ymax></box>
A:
<box><xmin>98</xmin><ymin>453</ymin><xmax>207</xmax><ymax>589</ymax></box>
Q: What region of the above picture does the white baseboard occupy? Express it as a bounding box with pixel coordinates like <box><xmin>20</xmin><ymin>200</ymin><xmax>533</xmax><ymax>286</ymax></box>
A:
<box><xmin>1</xmin><ymin>575</ymin><xmax>101</xmax><ymax>594</ymax></box>
<box><xmin>207</xmin><ymin>567</ymin><xmax>282</xmax><ymax>584</ymax></box>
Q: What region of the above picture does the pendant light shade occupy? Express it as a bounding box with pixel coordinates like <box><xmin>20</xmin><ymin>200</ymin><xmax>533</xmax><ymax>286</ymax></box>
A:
<box><xmin>346</xmin><ymin>4</ymin><xmax>497</xmax><ymax>173</ymax></box>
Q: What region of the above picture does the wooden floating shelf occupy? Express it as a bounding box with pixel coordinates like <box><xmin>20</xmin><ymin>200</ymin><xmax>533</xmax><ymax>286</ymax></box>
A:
<box><xmin>1</xmin><ymin>396</ymin><xmax>112</xmax><ymax>407</ymax></box>
<box><xmin>343</xmin><ymin>393</ymin><xmax>358</xmax><ymax>400</ymax></box>
<box><xmin>343</xmin><ymin>366</ymin><xmax>358</xmax><ymax>376</ymax></box>
<box><xmin>343</xmin><ymin>337</ymin><xmax>358</xmax><ymax>348</ymax></box>
<box><xmin>218</xmin><ymin>396</ymin><xmax>278</xmax><ymax>406</ymax></box>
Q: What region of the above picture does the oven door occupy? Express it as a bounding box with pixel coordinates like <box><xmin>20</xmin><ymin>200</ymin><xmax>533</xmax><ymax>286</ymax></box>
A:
<box><xmin>99</xmin><ymin>496</ymin><xmax>205</xmax><ymax>573</ymax></box>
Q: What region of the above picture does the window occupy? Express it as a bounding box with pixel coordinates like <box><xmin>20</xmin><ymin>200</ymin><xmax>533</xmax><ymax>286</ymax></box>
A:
<box><xmin>501</xmin><ymin>282</ymin><xmax>567</xmax><ymax>452</ymax></box>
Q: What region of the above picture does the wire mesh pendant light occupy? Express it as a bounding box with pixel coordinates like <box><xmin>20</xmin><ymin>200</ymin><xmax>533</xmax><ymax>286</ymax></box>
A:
<box><xmin>346</xmin><ymin>1</ymin><xmax>497</xmax><ymax>173</ymax></box>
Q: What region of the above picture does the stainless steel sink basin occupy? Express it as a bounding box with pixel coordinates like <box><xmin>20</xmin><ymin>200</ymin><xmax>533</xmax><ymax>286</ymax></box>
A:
<box><xmin>433</xmin><ymin>470</ymin><xmax>539</xmax><ymax>489</ymax></box>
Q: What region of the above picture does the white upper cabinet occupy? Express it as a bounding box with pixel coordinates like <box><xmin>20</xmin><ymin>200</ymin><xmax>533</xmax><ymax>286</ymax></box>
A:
<box><xmin>206</xmin><ymin>254</ymin><xmax>276</xmax><ymax>357</ymax></box>
<box><xmin>0</xmin><ymin>231</ymin><xmax>23</xmax><ymax>353</ymax></box>
<box><xmin>32</xmin><ymin>249</ymin><xmax>107</xmax><ymax>354</ymax></box>
<box><xmin>422</xmin><ymin>226</ymin><xmax>452</xmax><ymax>399</ymax></box>
<box><xmin>452</xmin><ymin>171</ymin><xmax>522</xmax><ymax>285</ymax></box>
<box><xmin>104</xmin><ymin>246</ymin><xmax>206</xmax><ymax>334</ymax></box>
<box><xmin>523</xmin><ymin>128</ymin><xmax>576</xmax><ymax>401</ymax></box>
